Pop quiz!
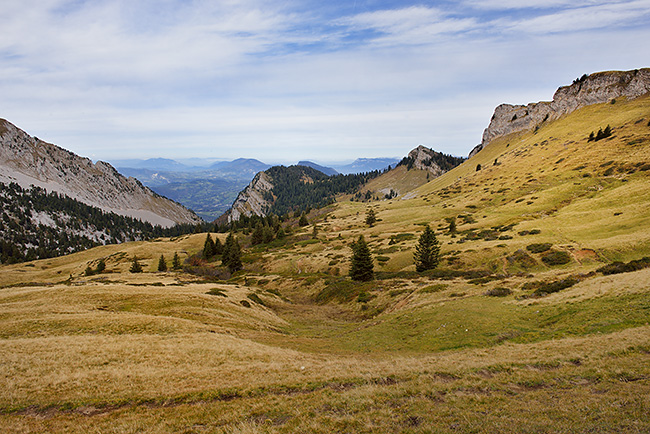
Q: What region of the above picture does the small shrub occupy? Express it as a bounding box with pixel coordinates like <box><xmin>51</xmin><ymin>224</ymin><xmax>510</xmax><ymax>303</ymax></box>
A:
<box><xmin>420</xmin><ymin>283</ymin><xmax>448</xmax><ymax>293</ymax></box>
<box><xmin>596</xmin><ymin>257</ymin><xmax>650</xmax><ymax>275</ymax></box>
<box><xmin>240</xmin><ymin>300</ymin><xmax>251</xmax><ymax>308</ymax></box>
<box><xmin>541</xmin><ymin>250</ymin><xmax>572</xmax><ymax>266</ymax></box>
<box><xmin>526</xmin><ymin>243</ymin><xmax>552</xmax><ymax>253</ymax></box>
<box><xmin>357</xmin><ymin>291</ymin><xmax>374</xmax><ymax>303</ymax></box>
<box><xmin>247</xmin><ymin>293</ymin><xmax>266</xmax><ymax>306</ymax></box>
<box><xmin>207</xmin><ymin>288</ymin><xmax>227</xmax><ymax>297</ymax></box>
<box><xmin>531</xmin><ymin>277</ymin><xmax>579</xmax><ymax>297</ymax></box>
<box><xmin>485</xmin><ymin>287</ymin><xmax>511</xmax><ymax>297</ymax></box>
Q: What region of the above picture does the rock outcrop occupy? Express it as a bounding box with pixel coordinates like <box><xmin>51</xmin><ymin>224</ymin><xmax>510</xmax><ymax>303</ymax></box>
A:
<box><xmin>228</xmin><ymin>171</ymin><xmax>274</xmax><ymax>222</ymax></box>
<box><xmin>0</xmin><ymin>118</ymin><xmax>202</xmax><ymax>227</ymax></box>
<box><xmin>473</xmin><ymin>68</ymin><xmax>650</xmax><ymax>157</ymax></box>
<box><xmin>404</xmin><ymin>145</ymin><xmax>466</xmax><ymax>175</ymax></box>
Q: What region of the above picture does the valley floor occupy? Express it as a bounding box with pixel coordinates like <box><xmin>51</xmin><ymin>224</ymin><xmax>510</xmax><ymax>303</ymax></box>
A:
<box><xmin>1</xmin><ymin>251</ymin><xmax>649</xmax><ymax>433</ymax></box>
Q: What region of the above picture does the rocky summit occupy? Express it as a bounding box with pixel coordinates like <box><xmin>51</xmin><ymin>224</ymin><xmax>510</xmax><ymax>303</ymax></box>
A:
<box><xmin>469</xmin><ymin>68</ymin><xmax>650</xmax><ymax>157</ymax></box>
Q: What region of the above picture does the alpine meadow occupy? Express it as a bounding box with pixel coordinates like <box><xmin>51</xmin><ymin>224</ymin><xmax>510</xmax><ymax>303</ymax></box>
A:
<box><xmin>1</xmin><ymin>69</ymin><xmax>650</xmax><ymax>434</ymax></box>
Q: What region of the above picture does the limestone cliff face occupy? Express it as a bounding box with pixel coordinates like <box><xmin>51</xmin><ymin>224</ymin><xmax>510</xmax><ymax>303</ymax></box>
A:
<box><xmin>472</xmin><ymin>68</ymin><xmax>650</xmax><ymax>157</ymax></box>
<box><xmin>0</xmin><ymin>118</ymin><xmax>202</xmax><ymax>227</ymax></box>
<box><xmin>228</xmin><ymin>171</ymin><xmax>274</xmax><ymax>222</ymax></box>
<box><xmin>407</xmin><ymin>145</ymin><xmax>446</xmax><ymax>176</ymax></box>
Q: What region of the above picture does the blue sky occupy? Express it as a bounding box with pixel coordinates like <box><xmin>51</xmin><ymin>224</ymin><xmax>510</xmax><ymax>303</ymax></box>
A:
<box><xmin>2</xmin><ymin>0</ymin><xmax>649</xmax><ymax>165</ymax></box>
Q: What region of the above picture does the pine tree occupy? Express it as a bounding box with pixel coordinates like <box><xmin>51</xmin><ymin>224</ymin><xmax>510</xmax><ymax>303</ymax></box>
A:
<box><xmin>414</xmin><ymin>225</ymin><xmax>441</xmax><ymax>272</ymax></box>
<box><xmin>129</xmin><ymin>255</ymin><xmax>143</xmax><ymax>273</ymax></box>
<box><xmin>203</xmin><ymin>233</ymin><xmax>216</xmax><ymax>259</ymax></box>
<box><xmin>448</xmin><ymin>217</ymin><xmax>457</xmax><ymax>235</ymax></box>
<box><xmin>251</xmin><ymin>223</ymin><xmax>264</xmax><ymax>245</ymax></box>
<box><xmin>222</xmin><ymin>232</ymin><xmax>242</xmax><ymax>273</ymax></box>
<box><xmin>96</xmin><ymin>258</ymin><xmax>106</xmax><ymax>274</ymax></box>
<box><xmin>349</xmin><ymin>235</ymin><xmax>373</xmax><ymax>281</ymax></box>
<box><xmin>298</xmin><ymin>213</ymin><xmax>309</xmax><ymax>227</ymax></box>
<box><xmin>365</xmin><ymin>209</ymin><xmax>376</xmax><ymax>227</ymax></box>
<box><xmin>157</xmin><ymin>254</ymin><xmax>167</xmax><ymax>272</ymax></box>
<box><xmin>172</xmin><ymin>252</ymin><xmax>182</xmax><ymax>270</ymax></box>
<box><xmin>214</xmin><ymin>237</ymin><xmax>223</xmax><ymax>255</ymax></box>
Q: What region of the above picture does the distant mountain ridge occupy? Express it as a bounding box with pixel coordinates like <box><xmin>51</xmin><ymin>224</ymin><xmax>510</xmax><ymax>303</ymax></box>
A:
<box><xmin>334</xmin><ymin>157</ymin><xmax>400</xmax><ymax>174</ymax></box>
<box><xmin>0</xmin><ymin>118</ymin><xmax>201</xmax><ymax>227</ymax></box>
<box><xmin>297</xmin><ymin>161</ymin><xmax>338</xmax><ymax>176</ymax></box>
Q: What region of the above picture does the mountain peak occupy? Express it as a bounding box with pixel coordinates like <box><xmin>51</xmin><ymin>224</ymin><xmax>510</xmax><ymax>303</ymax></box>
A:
<box><xmin>473</xmin><ymin>68</ymin><xmax>650</xmax><ymax>157</ymax></box>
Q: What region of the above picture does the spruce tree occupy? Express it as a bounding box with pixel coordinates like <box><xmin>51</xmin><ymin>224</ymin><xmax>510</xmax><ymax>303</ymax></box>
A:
<box><xmin>96</xmin><ymin>258</ymin><xmax>106</xmax><ymax>274</ymax></box>
<box><xmin>298</xmin><ymin>213</ymin><xmax>309</xmax><ymax>227</ymax></box>
<box><xmin>203</xmin><ymin>233</ymin><xmax>216</xmax><ymax>259</ymax></box>
<box><xmin>214</xmin><ymin>237</ymin><xmax>223</xmax><ymax>255</ymax></box>
<box><xmin>349</xmin><ymin>235</ymin><xmax>373</xmax><ymax>281</ymax></box>
<box><xmin>414</xmin><ymin>225</ymin><xmax>441</xmax><ymax>272</ymax></box>
<box><xmin>157</xmin><ymin>254</ymin><xmax>167</xmax><ymax>272</ymax></box>
<box><xmin>129</xmin><ymin>255</ymin><xmax>143</xmax><ymax>273</ymax></box>
<box><xmin>365</xmin><ymin>209</ymin><xmax>377</xmax><ymax>227</ymax></box>
<box><xmin>221</xmin><ymin>232</ymin><xmax>242</xmax><ymax>273</ymax></box>
<box><xmin>172</xmin><ymin>252</ymin><xmax>181</xmax><ymax>270</ymax></box>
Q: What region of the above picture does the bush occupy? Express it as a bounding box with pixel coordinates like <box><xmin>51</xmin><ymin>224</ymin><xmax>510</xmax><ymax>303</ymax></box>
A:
<box><xmin>541</xmin><ymin>250</ymin><xmax>571</xmax><ymax>266</ymax></box>
<box><xmin>485</xmin><ymin>287</ymin><xmax>512</xmax><ymax>297</ymax></box>
<box><xmin>247</xmin><ymin>293</ymin><xmax>266</xmax><ymax>306</ymax></box>
<box><xmin>531</xmin><ymin>277</ymin><xmax>579</xmax><ymax>297</ymax></box>
<box><xmin>596</xmin><ymin>257</ymin><xmax>650</xmax><ymax>275</ymax></box>
<box><xmin>207</xmin><ymin>288</ymin><xmax>227</xmax><ymax>297</ymax></box>
<box><xmin>526</xmin><ymin>243</ymin><xmax>552</xmax><ymax>253</ymax></box>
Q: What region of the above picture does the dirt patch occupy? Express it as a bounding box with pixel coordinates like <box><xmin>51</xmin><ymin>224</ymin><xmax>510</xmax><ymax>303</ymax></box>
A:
<box><xmin>572</xmin><ymin>249</ymin><xmax>599</xmax><ymax>263</ymax></box>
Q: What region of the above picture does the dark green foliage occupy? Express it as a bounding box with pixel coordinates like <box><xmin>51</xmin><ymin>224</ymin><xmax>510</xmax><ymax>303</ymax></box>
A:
<box><xmin>258</xmin><ymin>165</ymin><xmax>382</xmax><ymax>217</ymax></box>
<box><xmin>597</xmin><ymin>257</ymin><xmax>650</xmax><ymax>275</ymax></box>
<box><xmin>397</xmin><ymin>150</ymin><xmax>465</xmax><ymax>172</ymax></box>
<box><xmin>298</xmin><ymin>213</ymin><xmax>309</xmax><ymax>227</ymax></box>
<box><xmin>96</xmin><ymin>259</ymin><xmax>106</xmax><ymax>274</ymax></box>
<box><xmin>414</xmin><ymin>225</ymin><xmax>441</xmax><ymax>272</ymax></box>
<box><xmin>172</xmin><ymin>252</ymin><xmax>182</xmax><ymax>270</ymax></box>
<box><xmin>526</xmin><ymin>243</ymin><xmax>553</xmax><ymax>253</ymax></box>
<box><xmin>476</xmin><ymin>164</ymin><xmax>482</xmax><ymax>171</ymax></box>
<box><xmin>0</xmin><ymin>182</ymin><xmax>201</xmax><ymax>264</ymax></box>
<box><xmin>247</xmin><ymin>293</ymin><xmax>266</xmax><ymax>306</ymax></box>
<box><xmin>84</xmin><ymin>265</ymin><xmax>94</xmax><ymax>276</ymax></box>
<box><xmin>485</xmin><ymin>287</ymin><xmax>512</xmax><ymax>297</ymax></box>
<box><xmin>202</xmin><ymin>233</ymin><xmax>216</xmax><ymax>259</ymax></box>
<box><xmin>365</xmin><ymin>208</ymin><xmax>377</xmax><ymax>227</ymax></box>
<box><xmin>350</xmin><ymin>235</ymin><xmax>374</xmax><ymax>281</ymax></box>
<box><xmin>207</xmin><ymin>288</ymin><xmax>227</xmax><ymax>297</ymax></box>
<box><xmin>588</xmin><ymin>125</ymin><xmax>613</xmax><ymax>142</ymax></box>
<box><xmin>129</xmin><ymin>256</ymin><xmax>143</xmax><ymax>273</ymax></box>
<box><xmin>157</xmin><ymin>254</ymin><xmax>167</xmax><ymax>272</ymax></box>
<box><xmin>221</xmin><ymin>232</ymin><xmax>242</xmax><ymax>273</ymax></box>
<box><xmin>541</xmin><ymin>250</ymin><xmax>572</xmax><ymax>266</ymax></box>
<box><xmin>528</xmin><ymin>277</ymin><xmax>580</xmax><ymax>297</ymax></box>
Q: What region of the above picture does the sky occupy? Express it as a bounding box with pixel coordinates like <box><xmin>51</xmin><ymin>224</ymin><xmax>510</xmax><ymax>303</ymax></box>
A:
<box><xmin>1</xmin><ymin>0</ymin><xmax>649</xmax><ymax>165</ymax></box>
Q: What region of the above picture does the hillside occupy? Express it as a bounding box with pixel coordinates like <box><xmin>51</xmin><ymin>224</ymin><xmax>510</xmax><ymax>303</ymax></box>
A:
<box><xmin>0</xmin><ymin>119</ymin><xmax>201</xmax><ymax>227</ymax></box>
<box><xmin>225</xmin><ymin>165</ymin><xmax>382</xmax><ymax>222</ymax></box>
<box><xmin>1</xmin><ymin>74</ymin><xmax>649</xmax><ymax>433</ymax></box>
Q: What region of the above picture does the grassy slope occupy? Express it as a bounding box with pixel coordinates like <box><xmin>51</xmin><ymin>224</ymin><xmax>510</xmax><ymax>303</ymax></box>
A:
<box><xmin>1</xmin><ymin>96</ymin><xmax>649</xmax><ymax>433</ymax></box>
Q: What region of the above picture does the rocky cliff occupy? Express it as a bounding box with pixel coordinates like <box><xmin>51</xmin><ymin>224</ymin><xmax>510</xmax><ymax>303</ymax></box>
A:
<box><xmin>0</xmin><ymin>118</ymin><xmax>202</xmax><ymax>227</ymax></box>
<box><xmin>470</xmin><ymin>68</ymin><xmax>650</xmax><ymax>157</ymax></box>
<box><xmin>228</xmin><ymin>171</ymin><xmax>274</xmax><ymax>222</ymax></box>
<box><xmin>405</xmin><ymin>145</ymin><xmax>465</xmax><ymax>176</ymax></box>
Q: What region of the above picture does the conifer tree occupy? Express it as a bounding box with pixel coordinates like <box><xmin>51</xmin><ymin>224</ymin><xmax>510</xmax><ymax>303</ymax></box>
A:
<box><xmin>222</xmin><ymin>232</ymin><xmax>242</xmax><ymax>273</ymax></box>
<box><xmin>129</xmin><ymin>255</ymin><xmax>143</xmax><ymax>273</ymax></box>
<box><xmin>96</xmin><ymin>258</ymin><xmax>106</xmax><ymax>274</ymax></box>
<box><xmin>203</xmin><ymin>233</ymin><xmax>216</xmax><ymax>259</ymax></box>
<box><xmin>214</xmin><ymin>237</ymin><xmax>223</xmax><ymax>255</ymax></box>
<box><xmin>172</xmin><ymin>252</ymin><xmax>182</xmax><ymax>270</ymax></box>
<box><xmin>414</xmin><ymin>225</ymin><xmax>441</xmax><ymax>272</ymax></box>
<box><xmin>365</xmin><ymin>209</ymin><xmax>377</xmax><ymax>227</ymax></box>
<box><xmin>349</xmin><ymin>235</ymin><xmax>374</xmax><ymax>281</ymax></box>
<box><xmin>298</xmin><ymin>213</ymin><xmax>309</xmax><ymax>227</ymax></box>
<box><xmin>157</xmin><ymin>254</ymin><xmax>167</xmax><ymax>272</ymax></box>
